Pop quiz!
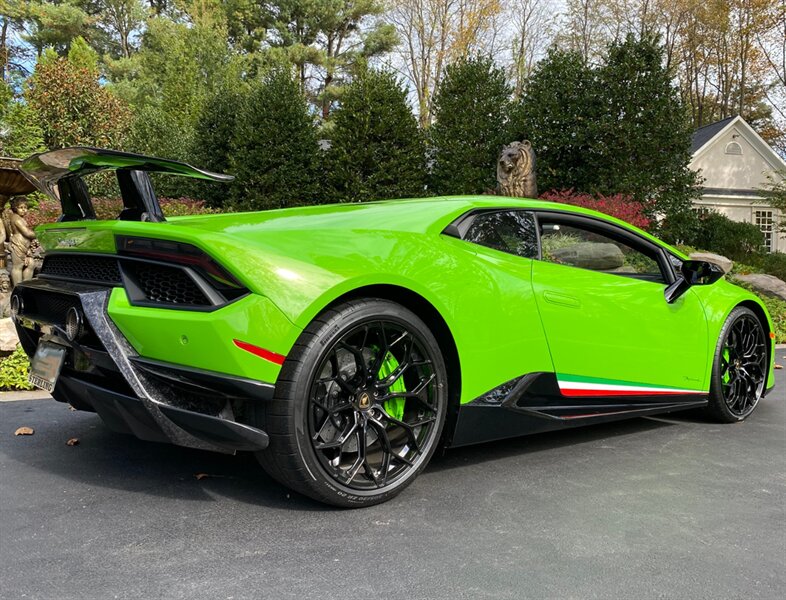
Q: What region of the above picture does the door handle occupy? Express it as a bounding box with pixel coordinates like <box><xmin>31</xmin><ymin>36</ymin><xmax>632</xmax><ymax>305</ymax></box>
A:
<box><xmin>543</xmin><ymin>291</ymin><xmax>581</xmax><ymax>309</ymax></box>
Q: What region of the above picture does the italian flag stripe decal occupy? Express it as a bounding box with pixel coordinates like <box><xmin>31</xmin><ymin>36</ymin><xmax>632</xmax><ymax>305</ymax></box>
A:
<box><xmin>557</xmin><ymin>374</ymin><xmax>707</xmax><ymax>397</ymax></box>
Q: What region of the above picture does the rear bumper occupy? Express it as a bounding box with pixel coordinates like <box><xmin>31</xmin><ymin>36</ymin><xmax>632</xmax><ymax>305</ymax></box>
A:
<box><xmin>13</xmin><ymin>279</ymin><xmax>273</xmax><ymax>453</ymax></box>
<box><xmin>53</xmin><ymin>375</ymin><xmax>270</xmax><ymax>451</ymax></box>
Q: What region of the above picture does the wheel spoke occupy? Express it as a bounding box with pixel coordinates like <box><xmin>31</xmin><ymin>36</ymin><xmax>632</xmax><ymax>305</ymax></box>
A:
<box><xmin>377</xmin><ymin>408</ymin><xmax>424</xmax><ymax>455</ymax></box>
<box><xmin>364</xmin><ymin>458</ymin><xmax>382</xmax><ymax>488</ymax></box>
<box><xmin>741</xmin><ymin>364</ymin><xmax>764</xmax><ymax>383</ymax></box>
<box><xmin>338</xmin><ymin>337</ymin><xmax>369</xmax><ymax>380</ymax></box>
<box><xmin>379</xmin><ymin>373</ymin><xmax>436</xmax><ymax>411</ymax></box>
<box><xmin>312</xmin><ymin>408</ymin><xmax>335</xmax><ymax>441</ymax></box>
<box><xmin>368</xmin><ymin>418</ymin><xmax>394</xmax><ymax>486</ymax></box>
<box><xmin>320</xmin><ymin>353</ymin><xmax>359</xmax><ymax>397</ymax></box>
<box><xmin>723</xmin><ymin>372</ymin><xmax>739</xmax><ymax>387</ymax></box>
<box><xmin>313</xmin><ymin>417</ymin><xmax>358</xmax><ymax>450</ymax></box>
<box><xmin>375</xmin><ymin>336</ymin><xmax>412</xmax><ymax>387</ymax></box>
<box><xmin>326</xmin><ymin>400</ymin><xmax>355</xmax><ymax>414</ymax></box>
<box><xmin>369</xmin><ymin>322</ymin><xmax>391</xmax><ymax>377</ymax></box>
<box><xmin>344</xmin><ymin>454</ymin><xmax>364</xmax><ymax>484</ymax></box>
<box><xmin>344</xmin><ymin>422</ymin><xmax>369</xmax><ymax>484</ymax></box>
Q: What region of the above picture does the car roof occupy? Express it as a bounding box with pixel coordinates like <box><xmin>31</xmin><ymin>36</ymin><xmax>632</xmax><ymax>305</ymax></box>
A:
<box><xmin>170</xmin><ymin>195</ymin><xmax>674</xmax><ymax>254</ymax></box>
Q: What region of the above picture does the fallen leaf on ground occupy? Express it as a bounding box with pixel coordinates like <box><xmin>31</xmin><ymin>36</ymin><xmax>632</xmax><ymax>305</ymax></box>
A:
<box><xmin>14</xmin><ymin>427</ymin><xmax>34</xmax><ymax>436</ymax></box>
<box><xmin>775</xmin><ymin>364</ymin><xmax>783</xmax><ymax>370</ymax></box>
<box><xmin>194</xmin><ymin>473</ymin><xmax>229</xmax><ymax>481</ymax></box>
<box><xmin>68</xmin><ymin>405</ymin><xmax>77</xmax><ymax>411</ymax></box>
<box><xmin>66</xmin><ymin>438</ymin><xmax>79</xmax><ymax>446</ymax></box>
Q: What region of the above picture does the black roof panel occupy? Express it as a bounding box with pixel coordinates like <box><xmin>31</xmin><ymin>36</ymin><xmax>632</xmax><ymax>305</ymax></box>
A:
<box><xmin>691</xmin><ymin>116</ymin><xmax>736</xmax><ymax>153</ymax></box>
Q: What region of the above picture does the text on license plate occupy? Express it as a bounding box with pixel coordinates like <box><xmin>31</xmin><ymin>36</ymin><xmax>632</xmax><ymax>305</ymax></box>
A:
<box><xmin>28</xmin><ymin>342</ymin><xmax>66</xmax><ymax>393</ymax></box>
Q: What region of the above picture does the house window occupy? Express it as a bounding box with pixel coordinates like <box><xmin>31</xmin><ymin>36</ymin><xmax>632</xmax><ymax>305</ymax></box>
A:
<box><xmin>693</xmin><ymin>206</ymin><xmax>712</xmax><ymax>217</ymax></box>
<box><xmin>725</xmin><ymin>141</ymin><xmax>743</xmax><ymax>155</ymax></box>
<box><xmin>754</xmin><ymin>210</ymin><xmax>775</xmax><ymax>252</ymax></box>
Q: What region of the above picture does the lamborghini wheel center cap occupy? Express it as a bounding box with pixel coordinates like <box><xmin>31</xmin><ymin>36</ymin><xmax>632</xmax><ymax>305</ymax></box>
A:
<box><xmin>356</xmin><ymin>391</ymin><xmax>372</xmax><ymax>410</ymax></box>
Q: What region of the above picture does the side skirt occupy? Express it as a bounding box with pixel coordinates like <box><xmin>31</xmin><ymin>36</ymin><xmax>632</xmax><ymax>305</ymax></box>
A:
<box><xmin>449</xmin><ymin>372</ymin><xmax>708</xmax><ymax>448</ymax></box>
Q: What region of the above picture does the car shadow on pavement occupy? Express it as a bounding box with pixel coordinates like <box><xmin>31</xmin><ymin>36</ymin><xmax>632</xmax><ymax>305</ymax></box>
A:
<box><xmin>2</xmin><ymin>400</ymin><xmax>331</xmax><ymax>512</ymax></box>
<box><xmin>4</xmin><ymin>399</ymin><xmax>707</xmax><ymax>508</ymax></box>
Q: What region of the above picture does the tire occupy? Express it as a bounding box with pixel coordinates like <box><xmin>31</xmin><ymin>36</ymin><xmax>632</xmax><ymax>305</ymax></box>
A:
<box><xmin>706</xmin><ymin>306</ymin><xmax>768</xmax><ymax>423</ymax></box>
<box><xmin>251</xmin><ymin>298</ymin><xmax>448</xmax><ymax>507</ymax></box>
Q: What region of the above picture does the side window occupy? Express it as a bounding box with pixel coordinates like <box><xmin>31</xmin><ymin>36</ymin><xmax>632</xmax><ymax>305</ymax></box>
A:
<box><xmin>464</xmin><ymin>210</ymin><xmax>538</xmax><ymax>259</ymax></box>
<box><xmin>539</xmin><ymin>219</ymin><xmax>665</xmax><ymax>283</ymax></box>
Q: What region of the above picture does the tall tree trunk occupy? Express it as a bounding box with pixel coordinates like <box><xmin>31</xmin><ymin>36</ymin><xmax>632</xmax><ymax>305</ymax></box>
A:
<box><xmin>1</xmin><ymin>18</ymin><xmax>9</xmax><ymax>83</ymax></box>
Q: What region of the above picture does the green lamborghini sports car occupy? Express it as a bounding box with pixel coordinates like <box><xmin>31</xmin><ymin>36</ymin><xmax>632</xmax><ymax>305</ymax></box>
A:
<box><xmin>14</xmin><ymin>147</ymin><xmax>776</xmax><ymax>506</ymax></box>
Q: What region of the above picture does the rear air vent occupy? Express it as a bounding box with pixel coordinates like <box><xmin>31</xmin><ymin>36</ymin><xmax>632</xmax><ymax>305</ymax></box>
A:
<box><xmin>36</xmin><ymin>241</ymin><xmax>248</xmax><ymax>311</ymax></box>
<box><xmin>122</xmin><ymin>262</ymin><xmax>211</xmax><ymax>306</ymax></box>
<box><xmin>41</xmin><ymin>255</ymin><xmax>122</xmax><ymax>286</ymax></box>
<box><xmin>17</xmin><ymin>288</ymin><xmax>81</xmax><ymax>324</ymax></box>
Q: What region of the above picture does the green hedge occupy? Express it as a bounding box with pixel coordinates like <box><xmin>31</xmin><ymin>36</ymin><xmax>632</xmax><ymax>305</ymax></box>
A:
<box><xmin>728</xmin><ymin>278</ymin><xmax>786</xmax><ymax>343</ymax></box>
<box><xmin>691</xmin><ymin>212</ymin><xmax>765</xmax><ymax>260</ymax></box>
<box><xmin>738</xmin><ymin>252</ymin><xmax>786</xmax><ymax>283</ymax></box>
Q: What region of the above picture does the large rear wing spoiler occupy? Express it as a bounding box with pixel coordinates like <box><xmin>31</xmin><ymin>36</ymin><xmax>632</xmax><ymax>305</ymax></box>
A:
<box><xmin>19</xmin><ymin>147</ymin><xmax>233</xmax><ymax>222</ymax></box>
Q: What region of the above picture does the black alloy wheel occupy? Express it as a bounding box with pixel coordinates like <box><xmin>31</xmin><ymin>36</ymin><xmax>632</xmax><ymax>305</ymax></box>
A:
<box><xmin>253</xmin><ymin>299</ymin><xmax>448</xmax><ymax>507</ymax></box>
<box><xmin>707</xmin><ymin>306</ymin><xmax>768</xmax><ymax>423</ymax></box>
<box><xmin>308</xmin><ymin>320</ymin><xmax>440</xmax><ymax>490</ymax></box>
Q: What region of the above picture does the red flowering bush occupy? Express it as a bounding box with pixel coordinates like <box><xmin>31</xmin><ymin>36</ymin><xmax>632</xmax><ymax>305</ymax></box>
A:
<box><xmin>539</xmin><ymin>189</ymin><xmax>651</xmax><ymax>230</ymax></box>
<box><xmin>160</xmin><ymin>198</ymin><xmax>221</xmax><ymax>218</ymax></box>
<box><xmin>25</xmin><ymin>197</ymin><xmax>218</xmax><ymax>228</ymax></box>
<box><xmin>24</xmin><ymin>197</ymin><xmax>61</xmax><ymax>228</ymax></box>
<box><xmin>27</xmin><ymin>57</ymin><xmax>132</xmax><ymax>149</ymax></box>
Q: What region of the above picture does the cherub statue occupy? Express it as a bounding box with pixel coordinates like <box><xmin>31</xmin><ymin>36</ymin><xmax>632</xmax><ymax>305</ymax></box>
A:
<box><xmin>29</xmin><ymin>238</ymin><xmax>44</xmax><ymax>274</ymax></box>
<box><xmin>496</xmin><ymin>140</ymin><xmax>538</xmax><ymax>198</ymax></box>
<box><xmin>0</xmin><ymin>270</ymin><xmax>10</xmax><ymax>317</ymax></box>
<box><xmin>8</xmin><ymin>196</ymin><xmax>36</xmax><ymax>286</ymax></box>
<box><xmin>0</xmin><ymin>194</ymin><xmax>7</xmax><ymax>270</ymax></box>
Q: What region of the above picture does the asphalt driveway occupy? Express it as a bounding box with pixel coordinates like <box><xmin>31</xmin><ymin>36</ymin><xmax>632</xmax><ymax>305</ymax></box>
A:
<box><xmin>1</xmin><ymin>371</ymin><xmax>784</xmax><ymax>600</ymax></box>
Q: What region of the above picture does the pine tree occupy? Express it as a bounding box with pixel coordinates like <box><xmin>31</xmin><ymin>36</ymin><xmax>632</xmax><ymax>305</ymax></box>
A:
<box><xmin>327</xmin><ymin>69</ymin><xmax>427</xmax><ymax>202</ymax></box>
<box><xmin>230</xmin><ymin>70</ymin><xmax>320</xmax><ymax>210</ymax></box>
<box><xmin>429</xmin><ymin>57</ymin><xmax>512</xmax><ymax>195</ymax></box>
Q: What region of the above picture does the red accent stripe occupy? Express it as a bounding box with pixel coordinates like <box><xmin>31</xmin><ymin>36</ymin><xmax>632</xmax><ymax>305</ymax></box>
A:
<box><xmin>560</xmin><ymin>389</ymin><xmax>699</xmax><ymax>398</ymax></box>
<box><xmin>233</xmin><ymin>339</ymin><xmax>286</xmax><ymax>366</ymax></box>
<box><xmin>561</xmin><ymin>410</ymin><xmax>633</xmax><ymax>419</ymax></box>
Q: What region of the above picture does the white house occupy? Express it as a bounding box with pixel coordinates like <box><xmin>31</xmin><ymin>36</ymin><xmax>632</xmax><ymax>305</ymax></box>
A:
<box><xmin>690</xmin><ymin>115</ymin><xmax>786</xmax><ymax>253</ymax></box>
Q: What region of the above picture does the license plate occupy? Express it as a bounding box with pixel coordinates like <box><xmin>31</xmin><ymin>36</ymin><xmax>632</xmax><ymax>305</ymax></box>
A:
<box><xmin>29</xmin><ymin>341</ymin><xmax>67</xmax><ymax>393</ymax></box>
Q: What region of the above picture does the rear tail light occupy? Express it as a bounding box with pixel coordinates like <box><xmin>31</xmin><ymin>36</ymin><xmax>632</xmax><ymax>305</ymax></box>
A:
<box><xmin>116</xmin><ymin>236</ymin><xmax>246</xmax><ymax>301</ymax></box>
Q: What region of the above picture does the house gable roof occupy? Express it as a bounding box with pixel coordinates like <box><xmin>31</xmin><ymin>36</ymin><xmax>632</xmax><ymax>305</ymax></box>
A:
<box><xmin>691</xmin><ymin>115</ymin><xmax>786</xmax><ymax>173</ymax></box>
<box><xmin>690</xmin><ymin>116</ymin><xmax>735</xmax><ymax>153</ymax></box>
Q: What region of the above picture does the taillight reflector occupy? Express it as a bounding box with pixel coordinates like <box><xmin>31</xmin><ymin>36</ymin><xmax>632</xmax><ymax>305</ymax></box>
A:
<box><xmin>233</xmin><ymin>339</ymin><xmax>286</xmax><ymax>366</ymax></box>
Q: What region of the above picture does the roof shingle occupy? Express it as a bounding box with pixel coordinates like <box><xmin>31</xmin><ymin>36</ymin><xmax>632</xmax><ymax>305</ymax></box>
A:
<box><xmin>691</xmin><ymin>116</ymin><xmax>736</xmax><ymax>153</ymax></box>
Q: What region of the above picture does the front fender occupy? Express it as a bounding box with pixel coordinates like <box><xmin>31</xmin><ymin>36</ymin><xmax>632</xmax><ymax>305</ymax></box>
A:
<box><xmin>691</xmin><ymin>279</ymin><xmax>776</xmax><ymax>393</ymax></box>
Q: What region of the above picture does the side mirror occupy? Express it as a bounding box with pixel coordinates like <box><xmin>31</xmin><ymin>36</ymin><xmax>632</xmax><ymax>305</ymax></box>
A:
<box><xmin>664</xmin><ymin>260</ymin><xmax>724</xmax><ymax>304</ymax></box>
